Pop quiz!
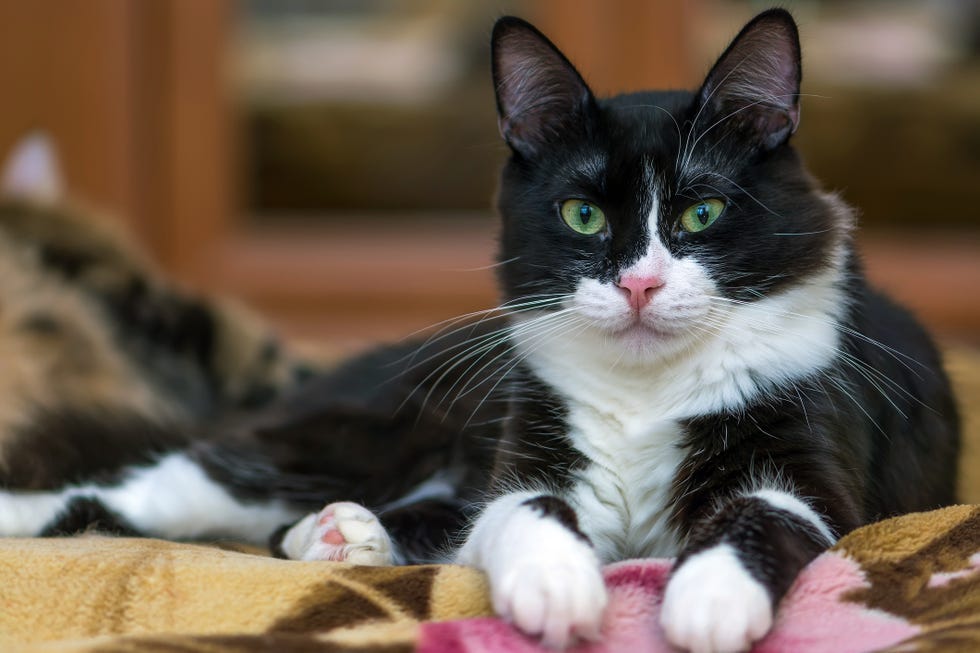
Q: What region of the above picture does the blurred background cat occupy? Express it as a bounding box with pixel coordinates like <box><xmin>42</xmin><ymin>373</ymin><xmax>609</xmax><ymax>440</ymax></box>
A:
<box><xmin>0</xmin><ymin>134</ymin><xmax>314</xmax><ymax>490</ymax></box>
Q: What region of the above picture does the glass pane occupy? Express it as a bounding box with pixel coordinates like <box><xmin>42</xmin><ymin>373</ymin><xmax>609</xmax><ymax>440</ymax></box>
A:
<box><xmin>235</xmin><ymin>0</ymin><xmax>517</xmax><ymax>222</ymax></box>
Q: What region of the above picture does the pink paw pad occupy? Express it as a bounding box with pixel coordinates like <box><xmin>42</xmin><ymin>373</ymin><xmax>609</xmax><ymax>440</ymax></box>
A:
<box><xmin>317</xmin><ymin>508</ymin><xmax>348</xmax><ymax>547</ymax></box>
<box><xmin>280</xmin><ymin>501</ymin><xmax>394</xmax><ymax>566</ymax></box>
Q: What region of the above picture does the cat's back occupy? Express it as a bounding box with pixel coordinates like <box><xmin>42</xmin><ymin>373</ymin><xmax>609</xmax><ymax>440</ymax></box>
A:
<box><xmin>0</xmin><ymin>199</ymin><xmax>178</xmax><ymax>440</ymax></box>
<box><xmin>837</xmin><ymin>266</ymin><xmax>960</xmax><ymax>513</ymax></box>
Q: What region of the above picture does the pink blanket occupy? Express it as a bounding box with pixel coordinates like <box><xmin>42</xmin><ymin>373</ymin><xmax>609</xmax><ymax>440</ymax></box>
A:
<box><xmin>422</xmin><ymin>556</ymin><xmax>915</xmax><ymax>653</ymax></box>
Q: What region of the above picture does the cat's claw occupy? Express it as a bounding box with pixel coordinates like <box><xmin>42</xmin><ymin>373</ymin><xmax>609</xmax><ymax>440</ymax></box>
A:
<box><xmin>660</xmin><ymin>544</ymin><xmax>773</xmax><ymax>653</ymax></box>
<box><xmin>280</xmin><ymin>501</ymin><xmax>394</xmax><ymax>566</ymax></box>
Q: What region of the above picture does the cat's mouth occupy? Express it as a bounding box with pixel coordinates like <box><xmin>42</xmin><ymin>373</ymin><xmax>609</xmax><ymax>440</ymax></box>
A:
<box><xmin>568</xmin><ymin>277</ymin><xmax>711</xmax><ymax>353</ymax></box>
<box><xmin>611</xmin><ymin>318</ymin><xmax>677</xmax><ymax>341</ymax></box>
<box><xmin>571</xmin><ymin>299</ymin><xmax>687</xmax><ymax>344</ymax></box>
<box><xmin>592</xmin><ymin>317</ymin><xmax>695</xmax><ymax>360</ymax></box>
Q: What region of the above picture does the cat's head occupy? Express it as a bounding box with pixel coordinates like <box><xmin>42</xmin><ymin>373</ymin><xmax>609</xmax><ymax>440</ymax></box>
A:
<box><xmin>492</xmin><ymin>10</ymin><xmax>851</xmax><ymax>366</ymax></box>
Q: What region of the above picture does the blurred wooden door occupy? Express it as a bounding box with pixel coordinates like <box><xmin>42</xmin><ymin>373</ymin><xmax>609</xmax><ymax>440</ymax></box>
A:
<box><xmin>0</xmin><ymin>0</ymin><xmax>232</xmax><ymax>280</ymax></box>
<box><xmin>0</xmin><ymin>2</ymin><xmax>143</xmax><ymax>239</ymax></box>
<box><xmin>0</xmin><ymin>0</ymin><xmax>697</xmax><ymax>346</ymax></box>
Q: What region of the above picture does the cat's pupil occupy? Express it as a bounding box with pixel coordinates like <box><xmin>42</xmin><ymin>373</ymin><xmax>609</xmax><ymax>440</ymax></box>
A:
<box><xmin>579</xmin><ymin>204</ymin><xmax>592</xmax><ymax>224</ymax></box>
<box><xmin>696</xmin><ymin>204</ymin><xmax>710</xmax><ymax>225</ymax></box>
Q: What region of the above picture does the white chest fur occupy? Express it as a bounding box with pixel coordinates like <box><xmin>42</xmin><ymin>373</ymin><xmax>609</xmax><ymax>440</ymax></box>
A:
<box><xmin>565</xmin><ymin>404</ymin><xmax>685</xmax><ymax>560</ymax></box>
<box><xmin>516</xmin><ymin>263</ymin><xmax>846</xmax><ymax>560</ymax></box>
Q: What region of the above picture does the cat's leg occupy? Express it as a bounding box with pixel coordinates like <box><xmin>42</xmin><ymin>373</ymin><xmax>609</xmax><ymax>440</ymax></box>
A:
<box><xmin>0</xmin><ymin>452</ymin><xmax>303</xmax><ymax>542</ymax></box>
<box><xmin>660</xmin><ymin>486</ymin><xmax>839</xmax><ymax>653</ymax></box>
<box><xmin>455</xmin><ymin>491</ymin><xmax>607</xmax><ymax>649</ymax></box>
<box><xmin>271</xmin><ymin>501</ymin><xmax>395</xmax><ymax>565</ymax></box>
<box><xmin>377</xmin><ymin>497</ymin><xmax>468</xmax><ymax>564</ymax></box>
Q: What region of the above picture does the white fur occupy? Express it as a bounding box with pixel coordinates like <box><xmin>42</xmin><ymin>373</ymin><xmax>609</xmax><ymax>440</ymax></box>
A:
<box><xmin>99</xmin><ymin>454</ymin><xmax>301</xmax><ymax>541</ymax></box>
<box><xmin>280</xmin><ymin>512</ymin><xmax>322</xmax><ymax>559</ymax></box>
<box><xmin>1</xmin><ymin>133</ymin><xmax>63</xmax><ymax>201</ymax></box>
<box><xmin>661</xmin><ymin>544</ymin><xmax>773</xmax><ymax>653</ymax></box>
<box><xmin>567</xmin><ymin>410</ymin><xmax>684</xmax><ymax>560</ymax></box>
<box><xmin>456</xmin><ymin>491</ymin><xmax>607</xmax><ymax>648</ymax></box>
<box><xmin>546</xmin><ymin>263</ymin><xmax>843</xmax><ymax>420</ymax></box>
<box><xmin>0</xmin><ymin>453</ymin><xmax>301</xmax><ymax>543</ymax></box>
<box><xmin>0</xmin><ymin>492</ymin><xmax>68</xmax><ymax>535</ymax></box>
<box><xmin>626</xmin><ymin>195</ymin><xmax>670</xmax><ymax>281</ymax></box>
<box><xmin>750</xmin><ymin>488</ymin><xmax>836</xmax><ymax>545</ymax></box>
<box><xmin>281</xmin><ymin>501</ymin><xmax>394</xmax><ymax>565</ymax></box>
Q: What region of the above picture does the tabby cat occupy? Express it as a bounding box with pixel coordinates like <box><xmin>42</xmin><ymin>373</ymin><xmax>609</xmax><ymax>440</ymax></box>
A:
<box><xmin>0</xmin><ymin>133</ymin><xmax>311</xmax><ymax>491</ymax></box>
<box><xmin>0</xmin><ymin>12</ymin><xmax>959</xmax><ymax>653</ymax></box>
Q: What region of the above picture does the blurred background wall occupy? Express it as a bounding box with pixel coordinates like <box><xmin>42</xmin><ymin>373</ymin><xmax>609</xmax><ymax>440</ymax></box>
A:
<box><xmin>0</xmin><ymin>0</ymin><xmax>977</xmax><ymax>350</ymax></box>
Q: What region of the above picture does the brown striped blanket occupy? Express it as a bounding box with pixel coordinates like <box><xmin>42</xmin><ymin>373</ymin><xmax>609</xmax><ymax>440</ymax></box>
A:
<box><xmin>5</xmin><ymin>505</ymin><xmax>980</xmax><ymax>653</ymax></box>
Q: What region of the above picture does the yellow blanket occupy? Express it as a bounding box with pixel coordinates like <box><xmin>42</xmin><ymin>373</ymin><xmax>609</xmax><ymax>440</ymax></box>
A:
<box><xmin>1</xmin><ymin>536</ymin><xmax>489</xmax><ymax>652</ymax></box>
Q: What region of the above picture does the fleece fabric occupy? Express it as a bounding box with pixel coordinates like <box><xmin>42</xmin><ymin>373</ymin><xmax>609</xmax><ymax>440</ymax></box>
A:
<box><xmin>5</xmin><ymin>506</ymin><xmax>980</xmax><ymax>652</ymax></box>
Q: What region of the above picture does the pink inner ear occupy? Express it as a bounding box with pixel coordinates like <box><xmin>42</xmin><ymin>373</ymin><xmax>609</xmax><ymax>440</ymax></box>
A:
<box><xmin>700</xmin><ymin>12</ymin><xmax>801</xmax><ymax>140</ymax></box>
<box><xmin>493</xmin><ymin>23</ymin><xmax>592</xmax><ymax>156</ymax></box>
<box><xmin>1</xmin><ymin>133</ymin><xmax>64</xmax><ymax>201</ymax></box>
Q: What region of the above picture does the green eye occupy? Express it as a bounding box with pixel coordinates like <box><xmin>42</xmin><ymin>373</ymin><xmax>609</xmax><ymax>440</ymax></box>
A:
<box><xmin>680</xmin><ymin>199</ymin><xmax>726</xmax><ymax>233</ymax></box>
<box><xmin>560</xmin><ymin>199</ymin><xmax>607</xmax><ymax>235</ymax></box>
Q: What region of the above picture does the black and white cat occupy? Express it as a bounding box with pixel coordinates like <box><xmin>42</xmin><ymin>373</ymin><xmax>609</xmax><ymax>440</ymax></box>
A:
<box><xmin>0</xmin><ymin>10</ymin><xmax>959</xmax><ymax>653</ymax></box>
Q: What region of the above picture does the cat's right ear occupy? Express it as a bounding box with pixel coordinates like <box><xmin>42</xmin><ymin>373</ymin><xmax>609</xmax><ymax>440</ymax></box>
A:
<box><xmin>1</xmin><ymin>132</ymin><xmax>64</xmax><ymax>202</ymax></box>
<box><xmin>696</xmin><ymin>9</ymin><xmax>802</xmax><ymax>151</ymax></box>
<box><xmin>492</xmin><ymin>17</ymin><xmax>596</xmax><ymax>158</ymax></box>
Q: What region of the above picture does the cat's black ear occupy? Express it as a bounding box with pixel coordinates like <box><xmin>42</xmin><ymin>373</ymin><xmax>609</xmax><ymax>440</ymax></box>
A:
<box><xmin>492</xmin><ymin>17</ymin><xmax>596</xmax><ymax>158</ymax></box>
<box><xmin>697</xmin><ymin>9</ymin><xmax>802</xmax><ymax>150</ymax></box>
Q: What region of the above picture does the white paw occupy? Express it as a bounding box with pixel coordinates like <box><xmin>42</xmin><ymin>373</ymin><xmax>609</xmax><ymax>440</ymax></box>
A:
<box><xmin>661</xmin><ymin>544</ymin><xmax>773</xmax><ymax>653</ymax></box>
<box><xmin>280</xmin><ymin>501</ymin><xmax>393</xmax><ymax>566</ymax></box>
<box><xmin>487</xmin><ymin>512</ymin><xmax>607</xmax><ymax>648</ymax></box>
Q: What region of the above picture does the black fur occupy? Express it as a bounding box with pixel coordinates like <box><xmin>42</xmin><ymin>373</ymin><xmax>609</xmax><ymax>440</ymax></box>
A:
<box><xmin>190</xmin><ymin>320</ymin><xmax>508</xmax><ymax>512</ymax></box>
<box><xmin>1</xmin><ymin>411</ymin><xmax>190</xmax><ymax>490</ymax></box>
<box><xmin>675</xmin><ymin>496</ymin><xmax>829</xmax><ymax>603</ymax></box>
<box><xmin>39</xmin><ymin>497</ymin><xmax>140</xmax><ymax>537</ymax></box>
<box><xmin>491</xmin><ymin>369</ymin><xmax>584</xmax><ymax>492</ymax></box>
<box><xmin>522</xmin><ymin>496</ymin><xmax>590</xmax><ymax>544</ymax></box>
<box><xmin>268</xmin><ymin>523</ymin><xmax>292</xmax><ymax>559</ymax></box>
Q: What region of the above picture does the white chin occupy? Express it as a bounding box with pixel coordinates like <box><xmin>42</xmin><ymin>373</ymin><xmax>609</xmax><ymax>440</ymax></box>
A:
<box><xmin>606</xmin><ymin>321</ymin><xmax>689</xmax><ymax>360</ymax></box>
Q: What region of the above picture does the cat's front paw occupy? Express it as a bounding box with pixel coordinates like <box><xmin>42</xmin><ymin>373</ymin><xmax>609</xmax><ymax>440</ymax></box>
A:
<box><xmin>280</xmin><ymin>501</ymin><xmax>393</xmax><ymax>565</ymax></box>
<box><xmin>489</xmin><ymin>521</ymin><xmax>607</xmax><ymax>648</ymax></box>
<box><xmin>661</xmin><ymin>544</ymin><xmax>772</xmax><ymax>653</ymax></box>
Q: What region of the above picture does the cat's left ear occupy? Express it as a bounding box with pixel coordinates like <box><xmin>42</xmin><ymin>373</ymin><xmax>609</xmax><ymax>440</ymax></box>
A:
<box><xmin>1</xmin><ymin>132</ymin><xmax>65</xmax><ymax>202</ymax></box>
<box><xmin>492</xmin><ymin>17</ymin><xmax>597</xmax><ymax>158</ymax></box>
<box><xmin>697</xmin><ymin>9</ymin><xmax>801</xmax><ymax>150</ymax></box>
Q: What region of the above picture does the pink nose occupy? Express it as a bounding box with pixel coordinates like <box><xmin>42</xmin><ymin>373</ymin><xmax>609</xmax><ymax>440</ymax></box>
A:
<box><xmin>617</xmin><ymin>275</ymin><xmax>664</xmax><ymax>311</ymax></box>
